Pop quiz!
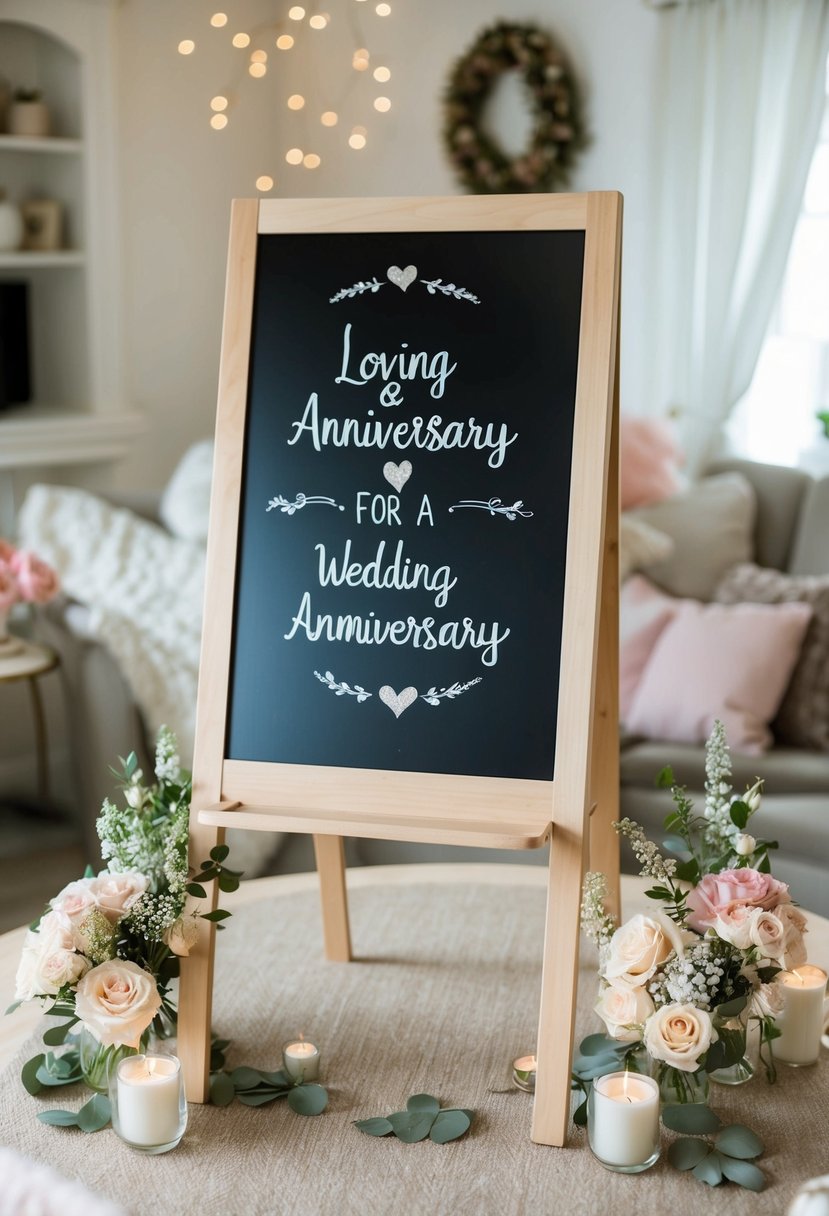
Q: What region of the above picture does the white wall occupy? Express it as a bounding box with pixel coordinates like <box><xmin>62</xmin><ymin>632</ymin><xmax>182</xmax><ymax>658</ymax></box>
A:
<box><xmin>114</xmin><ymin>0</ymin><xmax>658</xmax><ymax>489</ymax></box>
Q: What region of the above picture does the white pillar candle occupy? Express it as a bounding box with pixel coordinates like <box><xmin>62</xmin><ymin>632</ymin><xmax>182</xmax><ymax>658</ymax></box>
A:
<box><xmin>773</xmin><ymin>965</ymin><xmax>827</xmax><ymax>1066</ymax></box>
<box><xmin>282</xmin><ymin>1039</ymin><xmax>320</xmax><ymax>1081</ymax></box>
<box><xmin>116</xmin><ymin>1055</ymin><xmax>183</xmax><ymax>1148</ymax></box>
<box><xmin>588</xmin><ymin>1072</ymin><xmax>660</xmax><ymax>1171</ymax></box>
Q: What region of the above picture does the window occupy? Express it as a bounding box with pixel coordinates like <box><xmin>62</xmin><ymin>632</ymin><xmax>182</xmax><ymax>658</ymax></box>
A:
<box><xmin>726</xmin><ymin>55</ymin><xmax>829</xmax><ymax>467</ymax></box>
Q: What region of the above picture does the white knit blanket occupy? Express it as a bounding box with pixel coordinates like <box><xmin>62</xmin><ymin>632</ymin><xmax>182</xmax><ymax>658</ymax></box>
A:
<box><xmin>19</xmin><ymin>485</ymin><xmax>204</xmax><ymax>762</ymax></box>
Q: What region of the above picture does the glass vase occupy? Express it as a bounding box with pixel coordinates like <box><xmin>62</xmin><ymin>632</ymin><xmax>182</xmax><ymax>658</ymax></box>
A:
<box><xmin>652</xmin><ymin>1062</ymin><xmax>709</xmax><ymax>1106</ymax></box>
<box><xmin>79</xmin><ymin>1025</ymin><xmax>141</xmax><ymax>1093</ymax></box>
<box><xmin>709</xmin><ymin>1013</ymin><xmax>755</xmax><ymax>1087</ymax></box>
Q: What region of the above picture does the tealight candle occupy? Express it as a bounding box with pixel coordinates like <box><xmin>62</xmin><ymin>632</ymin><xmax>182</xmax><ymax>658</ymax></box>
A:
<box><xmin>512</xmin><ymin>1054</ymin><xmax>537</xmax><ymax>1092</ymax></box>
<box><xmin>282</xmin><ymin>1038</ymin><xmax>320</xmax><ymax>1081</ymax></box>
<box><xmin>587</xmin><ymin>1071</ymin><xmax>660</xmax><ymax>1173</ymax></box>
<box><xmin>110</xmin><ymin>1055</ymin><xmax>187</xmax><ymax>1154</ymax></box>
<box><xmin>773</xmin><ymin>965</ymin><xmax>828</xmax><ymax>1066</ymax></box>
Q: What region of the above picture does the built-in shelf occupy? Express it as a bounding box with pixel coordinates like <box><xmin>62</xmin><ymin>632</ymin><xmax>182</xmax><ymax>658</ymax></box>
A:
<box><xmin>0</xmin><ymin>250</ymin><xmax>84</xmax><ymax>268</ymax></box>
<box><xmin>0</xmin><ymin>134</ymin><xmax>82</xmax><ymax>154</ymax></box>
<box><xmin>0</xmin><ymin>409</ymin><xmax>145</xmax><ymax>469</ymax></box>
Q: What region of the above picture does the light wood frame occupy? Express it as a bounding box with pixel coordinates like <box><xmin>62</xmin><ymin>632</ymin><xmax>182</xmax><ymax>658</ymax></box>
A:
<box><xmin>179</xmin><ymin>193</ymin><xmax>622</xmax><ymax>1148</ymax></box>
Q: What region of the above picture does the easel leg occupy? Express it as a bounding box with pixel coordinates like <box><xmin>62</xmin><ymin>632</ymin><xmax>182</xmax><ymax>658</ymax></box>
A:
<box><xmin>313</xmin><ymin>834</ymin><xmax>352</xmax><ymax>961</ymax></box>
<box><xmin>532</xmin><ymin>824</ymin><xmax>584</xmax><ymax>1147</ymax></box>
<box><xmin>178</xmin><ymin>820</ymin><xmax>224</xmax><ymax>1103</ymax></box>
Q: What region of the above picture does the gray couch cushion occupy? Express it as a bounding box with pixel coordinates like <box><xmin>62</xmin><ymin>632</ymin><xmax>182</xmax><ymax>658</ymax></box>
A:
<box><xmin>790</xmin><ymin>475</ymin><xmax>829</xmax><ymax>576</ymax></box>
<box><xmin>621</xmin><ymin>739</ymin><xmax>829</xmax><ymax>796</ymax></box>
<box><xmin>709</xmin><ymin>458</ymin><xmax>811</xmax><ymax>572</ymax></box>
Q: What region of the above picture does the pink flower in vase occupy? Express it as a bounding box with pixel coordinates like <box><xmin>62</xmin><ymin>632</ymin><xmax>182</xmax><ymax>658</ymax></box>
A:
<box><xmin>686</xmin><ymin>868</ymin><xmax>791</xmax><ymax>933</ymax></box>
<box><xmin>10</xmin><ymin>550</ymin><xmax>60</xmax><ymax>604</ymax></box>
<box><xmin>0</xmin><ymin>560</ymin><xmax>18</xmax><ymax>613</ymax></box>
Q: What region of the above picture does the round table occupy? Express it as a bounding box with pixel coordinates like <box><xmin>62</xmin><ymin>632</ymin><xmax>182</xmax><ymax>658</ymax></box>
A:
<box><xmin>0</xmin><ymin>638</ymin><xmax>59</xmax><ymax>804</ymax></box>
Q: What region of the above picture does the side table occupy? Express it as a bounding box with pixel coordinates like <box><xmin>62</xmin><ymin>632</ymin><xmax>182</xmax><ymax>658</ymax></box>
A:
<box><xmin>0</xmin><ymin>638</ymin><xmax>59</xmax><ymax>804</ymax></box>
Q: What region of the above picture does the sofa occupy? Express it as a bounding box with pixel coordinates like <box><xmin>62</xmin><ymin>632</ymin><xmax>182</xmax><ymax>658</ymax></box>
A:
<box><xmin>19</xmin><ymin>454</ymin><xmax>829</xmax><ymax>913</ymax></box>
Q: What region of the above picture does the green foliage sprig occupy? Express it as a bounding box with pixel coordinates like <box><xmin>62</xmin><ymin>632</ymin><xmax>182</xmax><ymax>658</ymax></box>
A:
<box><xmin>570</xmin><ymin>1035</ymin><xmax>646</xmax><ymax>1127</ymax></box>
<box><xmin>355</xmin><ymin>1093</ymin><xmax>474</xmax><ymax>1144</ymax></box>
<box><xmin>208</xmin><ymin>1040</ymin><xmax>327</xmax><ymax>1115</ymax></box>
<box><xmin>664</xmin><ymin>1104</ymin><xmax>765</xmax><ymax>1191</ymax></box>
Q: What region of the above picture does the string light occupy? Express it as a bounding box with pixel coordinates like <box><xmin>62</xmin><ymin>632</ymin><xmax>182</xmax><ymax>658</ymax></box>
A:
<box><xmin>178</xmin><ymin>40</ymin><xmax>195</xmax><ymax>55</ymax></box>
<box><xmin>373</xmin><ymin>96</ymin><xmax>391</xmax><ymax>112</ymax></box>
<box><xmin>287</xmin><ymin>94</ymin><xmax>305</xmax><ymax>110</ymax></box>
<box><xmin>256</xmin><ymin>175</ymin><xmax>274</xmax><ymax>191</ymax></box>
<box><xmin>232</xmin><ymin>32</ymin><xmax>251</xmax><ymax>48</ymax></box>
<box><xmin>276</xmin><ymin>34</ymin><xmax>294</xmax><ymax>49</ymax></box>
<box><xmin>309</xmin><ymin>14</ymin><xmax>328</xmax><ymax>29</ymax></box>
<box><xmin>348</xmin><ymin>129</ymin><xmax>367</xmax><ymax>149</ymax></box>
<box><xmin>286</xmin><ymin>148</ymin><xmax>304</xmax><ymax>164</ymax></box>
<box><xmin>210</xmin><ymin>13</ymin><xmax>227</xmax><ymax>27</ymax></box>
<box><xmin>288</xmin><ymin>5</ymin><xmax>305</xmax><ymax>18</ymax></box>
<box><xmin>303</xmin><ymin>153</ymin><xmax>321</xmax><ymax>168</ymax></box>
<box><xmin>373</xmin><ymin>66</ymin><xmax>390</xmax><ymax>82</ymax></box>
<box><xmin>210</xmin><ymin>95</ymin><xmax>228</xmax><ymax>111</ymax></box>
<box><xmin>321</xmin><ymin>111</ymin><xmax>338</xmax><ymax>126</ymax></box>
<box><xmin>249</xmin><ymin>62</ymin><xmax>267</xmax><ymax>77</ymax></box>
<box><xmin>250</xmin><ymin>49</ymin><xmax>268</xmax><ymax>63</ymax></box>
<box><xmin>376</xmin><ymin>3</ymin><xmax>391</xmax><ymax>14</ymax></box>
<box><xmin>210</xmin><ymin>114</ymin><xmax>228</xmax><ymax>129</ymax></box>
<box><xmin>352</xmin><ymin>48</ymin><xmax>370</xmax><ymax>71</ymax></box>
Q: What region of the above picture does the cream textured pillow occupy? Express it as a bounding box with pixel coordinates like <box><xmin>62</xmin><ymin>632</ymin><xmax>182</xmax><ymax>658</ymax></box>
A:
<box><xmin>159</xmin><ymin>439</ymin><xmax>214</xmax><ymax>543</ymax></box>
<box><xmin>619</xmin><ymin>516</ymin><xmax>675</xmax><ymax>582</ymax></box>
<box><xmin>625</xmin><ymin>598</ymin><xmax>813</xmax><ymax>754</ymax></box>
<box><xmin>716</xmin><ymin>563</ymin><xmax>829</xmax><ymax>751</ymax></box>
<box><xmin>630</xmin><ymin>473</ymin><xmax>756</xmax><ymax>601</ymax></box>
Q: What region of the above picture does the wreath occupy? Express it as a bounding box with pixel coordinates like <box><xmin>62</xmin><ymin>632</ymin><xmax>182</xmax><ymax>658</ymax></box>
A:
<box><xmin>443</xmin><ymin>21</ymin><xmax>587</xmax><ymax>195</ymax></box>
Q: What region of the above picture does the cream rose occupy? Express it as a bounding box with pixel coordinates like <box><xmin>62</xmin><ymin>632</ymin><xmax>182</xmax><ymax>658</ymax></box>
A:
<box><xmin>777</xmin><ymin>903</ymin><xmax>808</xmax><ymax>969</ymax></box>
<box><xmin>712</xmin><ymin>904</ymin><xmax>756</xmax><ymax>950</ymax></box>
<box><xmin>748</xmin><ymin>909</ymin><xmax>787</xmax><ymax>962</ymax></box>
<box><xmin>88</xmin><ymin>872</ymin><xmax>148</xmax><ymax>923</ymax></box>
<box><xmin>163</xmin><ymin>915</ymin><xmax>199</xmax><ymax>958</ymax></box>
<box><xmin>36</xmin><ymin>947</ymin><xmax>90</xmax><ymax>994</ymax></box>
<box><xmin>75</xmin><ymin>959</ymin><xmax>161</xmax><ymax>1048</ymax></box>
<box><xmin>50</xmin><ymin>878</ymin><xmax>97</xmax><ymax>925</ymax></box>
<box><xmin>596</xmin><ymin>982</ymin><xmax>655</xmax><ymax>1041</ymax></box>
<box><xmin>644</xmin><ymin>1002</ymin><xmax>716</xmax><ymax>1072</ymax></box>
<box><xmin>604</xmin><ymin>912</ymin><xmax>691</xmax><ymax>988</ymax></box>
<box><xmin>749</xmin><ymin>980</ymin><xmax>785</xmax><ymax>1019</ymax></box>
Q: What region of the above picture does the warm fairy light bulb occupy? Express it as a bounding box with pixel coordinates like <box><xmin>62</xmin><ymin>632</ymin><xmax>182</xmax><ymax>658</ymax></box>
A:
<box><xmin>374</xmin><ymin>96</ymin><xmax>391</xmax><ymax>112</ymax></box>
<box><xmin>249</xmin><ymin>62</ymin><xmax>267</xmax><ymax>77</ymax></box>
<box><xmin>276</xmin><ymin>34</ymin><xmax>294</xmax><ymax>49</ymax></box>
<box><xmin>348</xmin><ymin>131</ymin><xmax>366</xmax><ymax>149</ymax></box>
<box><xmin>303</xmin><ymin>153</ymin><xmax>321</xmax><ymax>168</ymax></box>
<box><xmin>309</xmin><ymin>14</ymin><xmax>328</xmax><ymax>29</ymax></box>
<box><xmin>232</xmin><ymin>33</ymin><xmax>251</xmax><ymax>48</ymax></box>
<box><xmin>210</xmin><ymin>114</ymin><xmax>228</xmax><ymax>129</ymax></box>
<box><xmin>251</xmin><ymin>49</ymin><xmax>268</xmax><ymax>62</ymax></box>
<box><xmin>376</xmin><ymin>2</ymin><xmax>391</xmax><ymax>14</ymax></box>
<box><xmin>352</xmin><ymin>49</ymin><xmax>370</xmax><ymax>71</ymax></box>
<box><xmin>286</xmin><ymin>148</ymin><xmax>303</xmax><ymax>164</ymax></box>
<box><xmin>178</xmin><ymin>40</ymin><xmax>195</xmax><ymax>55</ymax></box>
<box><xmin>373</xmin><ymin>66</ymin><xmax>391</xmax><ymax>82</ymax></box>
<box><xmin>320</xmin><ymin>111</ymin><xmax>338</xmax><ymax>126</ymax></box>
<box><xmin>256</xmin><ymin>175</ymin><xmax>274</xmax><ymax>191</ymax></box>
<box><xmin>210</xmin><ymin>12</ymin><xmax>228</xmax><ymax>27</ymax></box>
<box><xmin>287</xmin><ymin>94</ymin><xmax>306</xmax><ymax>110</ymax></box>
<box><xmin>210</xmin><ymin>95</ymin><xmax>228</xmax><ymax>111</ymax></box>
<box><xmin>288</xmin><ymin>5</ymin><xmax>305</xmax><ymax>18</ymax></box>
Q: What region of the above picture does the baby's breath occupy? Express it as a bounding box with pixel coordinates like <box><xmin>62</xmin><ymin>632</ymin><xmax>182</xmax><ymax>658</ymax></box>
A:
<box><xmin>614</xmin><ymin>818</ymin><xmax>677</xmax><ymax>882</ymax></box>
<box><xmin>580</xmin><ymin>872</ymin><xmax>617</xmax><ymax>948</ymax></box>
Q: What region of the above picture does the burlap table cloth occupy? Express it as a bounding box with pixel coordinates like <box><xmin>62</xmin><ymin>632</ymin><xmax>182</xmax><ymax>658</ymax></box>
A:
<box><xmin>1</xmin><ymin>865</ymin><xmax>826</xmax><ymax>1215</ymax></box>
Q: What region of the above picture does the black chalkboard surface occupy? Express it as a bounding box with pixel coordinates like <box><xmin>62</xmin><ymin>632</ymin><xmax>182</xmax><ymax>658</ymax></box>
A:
<box><xmin>226</xmin><ymin>228</ymin><xmax>585</xmax><ymax>781</ymax></box>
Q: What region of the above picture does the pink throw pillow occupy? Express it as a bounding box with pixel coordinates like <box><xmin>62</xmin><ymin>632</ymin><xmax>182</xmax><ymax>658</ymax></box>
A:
<box><xmin>625</xmin><ymin>599</ymin><xmax>813</xmax><ymax>754</ymax></box>
<box><xmin>620</xmin><ymin>417</ymin><xmax>683</xmax><ymax>510</ymax></box>
<box><xmin>620</xmin><ymin>576</ymin><xmax>679</xmax><ymax>719</ymax></box>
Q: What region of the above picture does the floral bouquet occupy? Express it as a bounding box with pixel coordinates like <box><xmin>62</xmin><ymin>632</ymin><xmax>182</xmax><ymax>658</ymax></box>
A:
<box><xmin>0</xmin><ymin>538</ymin><xmax>60</xmax><ymax>644</ymax></box>
<box><xmin>579</xmin><ymin>721</ymin><xmax>804</xmax><ymax>1107</ymax></box>
<box><xmin>10</xmin><ymin>726</ymin><xmax>240</xmax><ymax>1102</ymax></box>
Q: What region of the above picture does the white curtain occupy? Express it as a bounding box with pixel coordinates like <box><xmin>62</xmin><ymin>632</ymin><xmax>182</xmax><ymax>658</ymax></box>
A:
<box><xmin>644</xmin><ymin>0</ymin><xmax>829</xmax><ymax>474</ymax></box>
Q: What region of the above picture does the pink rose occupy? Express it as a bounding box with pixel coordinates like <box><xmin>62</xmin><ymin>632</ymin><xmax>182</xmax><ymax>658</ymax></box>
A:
<box><xmin>10</xmin><ymin>550</ymin><xmax>60</xmax><ymax>604</ymax></box>
<box><xmin>686</xmin><ymin>869</ymin><xmax>791</xmax><ymax>932</ymax></box>
<box><xmin>75</xmin><ymin>959</ymin><xmax>161</xmax><ymax>1048</ymax></box>
<box><xmin>0</xmin><ymin>539</ymin><xmax>16</xmax><ymax>563</ymax></box>
<box><xmin>0</xmin><ymin>560</ymin><xmax>17</xmax><ymax>612</ymax></box>
<box><xmin>88</xmin><ymin>872</ymin><xmax>148</xmax><ymax>923</ymax></box>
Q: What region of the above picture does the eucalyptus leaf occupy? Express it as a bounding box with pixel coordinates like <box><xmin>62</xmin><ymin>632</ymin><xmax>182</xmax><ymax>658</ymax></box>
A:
<box><xmin>287</xmin><ymin>1084</ymin><xmax>328</xmax><ymax>1116</ymax></box>
<box><xmin>578</xmin><ymin>1034</ymin><xmax>619</xmax><ymax>1057</ymax></box>
<box><xmin>430</xmin><ymin>1110</ymin><xmax>471</xmax><ymax>1143</ymax></box>
<box><xmin>259</xmin><ymin>1070</ymin><xmax>290</xmax><ymax>1087</ymax></box>
<box><xmin>231</xmin><ymin>1066</ymin><xmax>266</xmax><ymax>1090</ymax></box>
<box><xmin>388</xmin><ymin>1110</ymin><xmax>436</xmax><ymax>1143</ymax></box>
<box><xmin>36</xmin><ymin>1063</ymin><xmax>82</xmax><ymax>1087</ymax></box>
<box><xmin>573</xmin><ymin>1097</ymin><xmax>588</xmax><ymax>1127</ymax></box>
<box><xmin>407</xmin><ymin>1093</ymin><xmax>440</xmax><ymax>1116</ymax></box>
<box><xmin>77</xmin><ymin>1094</ymin><xmax>111</xmax><ymax>1133</ymax></box>
<box><xmin>354</xmin><ymin>1117</ymin><xmax>394</xmax><ymax>1137</ymax></box>
<box><xmin>662</xmin><ymin>835</ymin><xmax>691</xmax><ymax>859</ymax></box>
<box><xmin>210</xmin><ymin>844</ymin><xmax>230</xmax><ymax>863</ymax></box>
<box><xmin>209</xmin><ymin>1072</ymin><xmax>236</xmax><ymax>1107</ymax></box>
<box><xmin>720</xmin><ymin>1157</ymin><xmax>765</xmax><ymax>1191</ymax></box>
<box><xmin>692</xmin><ymin>1151</ymin><xmax>724</xmax><ymax>1186</ymax></box>
<box><xmin>237</xmin><ymin>1090</ymin><xmax>283</xmax><ymax>1107</ymax></box>
<box><xmin>42</xmin><ymin>1019</ymin><xmax>77</xmax><ymax>1047</ymax></box>
<box><xmin>37</xmin><ymin>1109</ymin><xmax>79</xmax><ymax>1127</ymax></box>
<box><xmin>573</xmin><ymin>1055</ymin><xmax>626</xmax><ymax>1080</ymax></box>
<box><xmin>668</xmin><ymin>1138</ymin><xmax>711</xmax><ymax>1171</ymax></box>
<box><xmin>5</xmin><ymin>1000</ymin><xmax>22</xmax><ymax>1015</ymax></box>
<box><xmin>715</xmin><ymin>1125</ymin><xmax>763</xmax><ymax>1160</ymax></box>
<box><xmin>662</xmin><ymin>1103</ymin><xmax>722</xmax><ymax>1134</ymax></box>
<box><xmin>22</xmin><ymin>1053</ymin><xmax>45</xmax><ymax>1096</ymax></box>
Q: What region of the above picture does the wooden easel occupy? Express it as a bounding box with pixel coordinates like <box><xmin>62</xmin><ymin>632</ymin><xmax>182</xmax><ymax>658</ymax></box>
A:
<box><xmin>178</xmin><ymin>193</ymin><xmax>622</xmax><ymax>1148</ymax></box>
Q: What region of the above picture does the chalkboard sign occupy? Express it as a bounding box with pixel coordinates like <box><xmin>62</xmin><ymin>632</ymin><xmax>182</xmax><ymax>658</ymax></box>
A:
<box><xmin>226</xmin><ymin>227</ymin><xmax>584</xmax><ymax>781</ymax></box>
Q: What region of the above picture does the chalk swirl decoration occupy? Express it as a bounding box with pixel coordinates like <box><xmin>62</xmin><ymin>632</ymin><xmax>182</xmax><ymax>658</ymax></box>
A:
<box><xmin>443</xmin><ymin>21</ymin><xmax>587</xmax><ymax>195</ymax></box>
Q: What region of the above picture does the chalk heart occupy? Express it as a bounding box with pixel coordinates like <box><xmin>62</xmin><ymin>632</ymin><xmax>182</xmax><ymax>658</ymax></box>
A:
<box><xmin>379</xmin><ymin>685</ymin><xmax>418</xmax><ymax>718</ymax></box>
<box><xmin>387</xmin><ymin>264</ymin><xmax>417</xmax><ymax>292</ymax></box>
<box><xmin>383</xmin><ymin>460</ymin><xmax>412</xmax><ymax>492</ymax></box>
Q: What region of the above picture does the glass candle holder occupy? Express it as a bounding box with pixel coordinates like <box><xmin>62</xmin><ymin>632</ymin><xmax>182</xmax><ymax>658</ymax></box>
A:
<box><xmin>511</xmin><ymin>1054</ymin><xmax>537</xmax><ymax>1092</ymax></box>
<box><xmin>282</xmin><ymin>1039</ymin><xmax>320</xmax><ymax>1081</ymax></box>
<box><xmin>110</xmin><ymin>1054</ymin><xmax>187</xmax><ymax>1154</ymax></box>
<box><xmin>587</xmin><ymin>1071</ymin><xmax>660</xmax><ymax>1173</ymax></box>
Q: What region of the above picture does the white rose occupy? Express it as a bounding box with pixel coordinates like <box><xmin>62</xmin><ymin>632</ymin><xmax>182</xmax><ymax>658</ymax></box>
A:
<box><xmin>75</xmin><ymin>959</ymin><xmax>161</xmax><ymax>1048</ymax></box>
<box><xmin>749</xmin><ymin>980</ymin><xmax>785</xmax><ymax>1019</ymax></box>
<box><xmin>604</xmin><ymin>912</ymin><xmax>692</xmax><ymax>988</ymax></box>
<box><xmin>125</xmin><ymin>784</ymin><xmax>146</xmax><ymax>809</ymax></box>
<box><xmin>644</xmin><ymin>1003</ymin><xmax>716</xmax><ymax>1072</ymax></box>
<box><xmin>734</xmin><ymin>833</ymin><xmax>757</xmax><ymax>857</ymax></box>
<box><xmin>36</xmin><ymin>947</ymin><xmax>90</xmax><ymax>994</ymax></box>
<box><xmin>712</xmin><ymin>904</ymin><xmax>756</xmax><ymax>950</ymax></box>
<box><xmin>163</xmin><ymin>915</ymin><xmax>199</xmax><ymax>958</ymax></box>
<box><xmin>50</xmin><ymin>878</ymin><xmax>96</xmax><ymax>925</ymax></box>
<box><xmin>748</xmin><ymin>909</ymin><xmax>787</xmax><ymax>962</ymax></box>
<box><xmin>88</xmin><ymin>872</ymin><xmax>148</xmax><ymax>923</ymax></box>
<box><xmin>596</xmin><ymin>982</ymin><xmax>655</xmax><ymax>1041</ymax></box>
<box><xmin>777</xmin><ymin>903</ymin><xmax>808</xmax><ymax>970</ymax></box>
